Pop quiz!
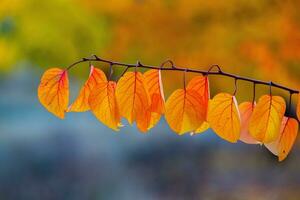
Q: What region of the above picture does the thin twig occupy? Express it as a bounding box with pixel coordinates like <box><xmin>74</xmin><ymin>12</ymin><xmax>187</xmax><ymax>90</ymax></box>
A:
<box><xmin>66</xmin><ymin>55</ymin><xmax>299</xmax><ymax>94</ymax></box>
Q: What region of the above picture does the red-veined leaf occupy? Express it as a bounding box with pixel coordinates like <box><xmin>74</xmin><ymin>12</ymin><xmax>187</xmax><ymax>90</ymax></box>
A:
<box><xmin>207</xmin><ymin>93</ymin><xmax>241</xmax><ymax>143</ymax></box>
<box><xmin>249</xmin><ymin>95</ymin><xmax>286</xmax><ymax>143</ymax></box>
<box><xmin>187</xmin><ymin>75</ymin><xmax>210</xmax><ymax>134</ymax></box>
<box><xmin>38</xmin><ymin>68</ymin><xmax>69</xmax><ymax>119</ymax></box>
<box><xmin>89</xmin><ymin>81</ymin><xmax>121</xmax><ymax>131</ymax></box>
<box><xmin>165</xmin><ymin>89</ymin><xmax>206</xmax><ymax>135</ymax></box>
<box><xmin>116</xmin><ymin>71</ymin><xmax>151</xmax><ymax>133</ymax></box>
<box><xmin>144</xmin><ymin>69</ymin><xmax>165</xmax><ymax>127</ymax></box>
<box><xmin>144</xmin><ymin>69</ymin><xmax>165</xmax><ymax>114</ymax></box>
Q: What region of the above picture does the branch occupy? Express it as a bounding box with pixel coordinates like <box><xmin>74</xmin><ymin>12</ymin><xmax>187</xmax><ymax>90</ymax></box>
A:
<box><xmin>66</xmin><ymin>55</ymin><xmax>299</xmax><ymax>95</ymax></box>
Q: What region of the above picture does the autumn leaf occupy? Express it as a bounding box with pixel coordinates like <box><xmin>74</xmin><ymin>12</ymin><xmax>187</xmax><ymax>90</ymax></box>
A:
<box><xmin>239</xmin><ymin>102</ymin><xmax>260</xmax><ymax>144</ymax></box>
<box><xmin>68</xmin><ymin>66</ymin><xmax>107</xmax><ymax>112</ymax></box>
<box><xmin>115</xmin><ymin>71</ymin><xmax>151</xmax><ymax>133</ymax></box>
<box><xmin>187</xmin><ymin>75</ymin><xmax>210</xmax><ymax>134</ymax></box>
<box><xmin>144</xmin><ymin>69</ymin><xmax>165</xmax><ymax>114</ymax></box>
<box><xmin>207</xmin><ymin>93</ymin><xmax>241</xmax><ymax>143</ymax></box>
<box><xmin>187</xmin><ymin>75</ymin><xmax>210</xmax><ymax>108</ymax></box>
<box><xmin>249</xmin><ymin>95</ymin><xmax>286</xmax><ymax>143</ymax></box>
<box><xmin>265</xmin><ymin>117</ymin><xmax>298</xmax><ymax>161</ymax></box>
<box><xmin>38</xmin><ymin>68</ymin><xmax>69</xmax><ymax>119</ymax></box>
<box><xmin>89</xmin><ymin>81</ymin><xmax>121</xmax><ymax>131</ymax></box>
<box><xmin>165</xmin><ymin>89</ymin><xmax>206</xmax><ymax>135</ymax></box>
<box><xmin>144</xmin><ymin>69</ymin><xmax>165</xmax><ymax>127</ymax></box>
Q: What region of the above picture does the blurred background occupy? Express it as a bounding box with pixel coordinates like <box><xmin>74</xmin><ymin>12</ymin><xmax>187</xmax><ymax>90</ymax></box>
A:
<box><xmin>1</xmin><ymin>0</ymin><xmax>300</xmax><ymax>199</ymax></box>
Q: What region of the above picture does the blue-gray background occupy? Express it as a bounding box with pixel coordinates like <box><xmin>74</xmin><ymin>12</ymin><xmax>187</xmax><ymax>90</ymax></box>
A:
<box><xmin>1</xmin><ymin>0</ymin><xmax>300</xmax><ymax>199</ymax></box>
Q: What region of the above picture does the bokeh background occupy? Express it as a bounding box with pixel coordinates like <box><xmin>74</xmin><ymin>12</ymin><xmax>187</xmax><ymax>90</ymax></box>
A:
<box><xmin>1</xmin><ymin>0</ymin><xmax>300</xmax><ymax>199</ymax></box>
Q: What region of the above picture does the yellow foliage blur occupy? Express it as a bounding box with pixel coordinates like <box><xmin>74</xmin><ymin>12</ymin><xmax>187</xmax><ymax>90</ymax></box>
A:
<box><xmin>1</xmin><ymin>0</ymin><xmax>300</xmax><ymax>97</ymax></box>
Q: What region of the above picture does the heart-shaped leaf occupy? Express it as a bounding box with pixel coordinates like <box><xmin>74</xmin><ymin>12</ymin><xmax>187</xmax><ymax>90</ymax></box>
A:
<box><xmin>249</xmin><ymin>95</ymin><xmax>286</xmax><ymax>143</ymax></box>
<box><xmin>38</xmin><ymin>68</ymin><xmax>69</xmax><ymax>119</ymax></box>
<box><xmin>207</xmin><ymin>93</ymin><xmax>241</xmax><ymax>143</ymax></box>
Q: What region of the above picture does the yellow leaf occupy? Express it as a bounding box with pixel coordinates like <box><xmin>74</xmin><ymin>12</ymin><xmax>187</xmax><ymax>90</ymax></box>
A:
<box><xmin>38</xmin><ymin>68</ymin><xmax>69</xmax><ymax>119</ymax></box>
<box><xmin>116</xmin><ymin>71</ymin><xmax>151</xmax><ymax>133</ymax></box>
<box><xmin>68</xmin><ymin>66</ymin><xmax>107</xmax><ymax>112</ymax></box>
<box><xmin>89</xmin><ymin>81</ymin><xmax>121</xmax><ymax>131</ymax></box>
<box><xmin>249</xmin><ymin>95</ymin><xmax>286</xmax><ymax>143</ymax></box>
<box><xmin>265</xmin><ymin>117</ymin><xmax>298</xmax><ymax>161</ymax></box>
<box><xmin>207</xmin><ymin>93</ymin><xmax>241</xmax><ymax>143</ymax></box>
<box><xmin>165</xmin><ymin>89</ymin><xmax>206</xmax><ymax>135</ymax></box>
<box><xmin>187</xmin><ymin>75</ymin><xmax>210</xmax><ymax>134</ymax></box>
<box><xmin>239</xmin><ymin>102</ymin><xmax>260</xmax><ymax>144</ymax></box>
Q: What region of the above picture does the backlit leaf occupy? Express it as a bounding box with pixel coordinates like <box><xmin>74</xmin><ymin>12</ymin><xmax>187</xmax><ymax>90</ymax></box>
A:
<box><xmin>165</xmin><ymin>89</ymin><xmax>206</xmax><ymax>135</ymax></box>
<box><xmin>38</xmin><ymin>68</ymin><xmax>69</xmax><ymax>119</ymax></box>
<box><xmin>144</xmin><ymin>69</ymin><xmax>165</xmax><ymax>127</ymax></box>
<box><xmin>116</xmin><ymin>71</ymin><xmax>151</xmax><ymax>133</ymax></box>
<box><xmin>186</xmin><ymin>75</ymin><xmax>210</xmax><ymax>110</ymax></box>
<box><xmin>144</xmin><ymin>69</ymin><xmax>165</xmax><ymax>114</ymax></box>
<box><xmin>249</xmin><ymin>95</ymin><xmax>286</xmax><ymax>143</ymax></box>
<box><xmin>187</xmin><ymin>75</ymin><xmax>210</xmax><ymax>134</ymax></box>
<box><xmin>68</xmin><ymin>66</ymin><xmax>107</xmax><ymax>112</ymax></box>
<box><xmin>239</xmin><ymin>102</ymin><xmax>260</xmax><ymax>144</ymax></box>
<box><xmin>207</xmin><ymin>93</ymin><xmax>241</xmax><ymax>143</ymax></box>
<box><xmin>89</xmin><ymin>81</ymin><xmax>121</xmax><ymax>131</ymax></box>
<box><xmin>265</xmin><ymin>117</ymin><xmax>298</xmax><ymax>161</ymax></box>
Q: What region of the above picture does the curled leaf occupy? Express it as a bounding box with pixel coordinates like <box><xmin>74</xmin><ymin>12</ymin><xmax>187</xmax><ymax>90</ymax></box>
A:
<box><xmin>249</xmin><ymin>95</ymin><xmax>286</xmax><ymax>143</ymax></box>
<box><xmin>187</xmin><ymin>75</ymin><xmax>210</xmax><ymax>134</ymax></box>
<box><xmin>144</xmin><ymin>69</ymin><xmax>165</xmax><ymax>127</ymax></box>
<box><xmin>165</xmin><ymin>89</ymin><xmax>206</xmax><ymax>135</ymax></box>
<box><xmin>207</xmin><ymin>93</ymin><xmax>241</xmax><ymax>143</ymax></box>
<box><xmin>265</xmin><ymin>117</ymin><xmax>298</xmax><ymax>161</ymax></box>
<box><xmin>89</xmin><ymin>81</ymin><xmax>121</xmax><ymax>131</ymax></box>
<box><xmin>38</xmin><ymin>68</ymin><xmax>69</xmax><ymax>119</ymax></box>
<box><xmin>116</xmin><ymin>71</ymin><xmax>151</xmax><ymax>133</ymax></box>
<box><xmin>239</xmin><ymin>102</ymin><xmax>260</xmax><ymax>144</ymax></box>
<box><xmin>68</xmin><ymin>66</ymin><xmax>107</xmax><ymax>112</ymax></box>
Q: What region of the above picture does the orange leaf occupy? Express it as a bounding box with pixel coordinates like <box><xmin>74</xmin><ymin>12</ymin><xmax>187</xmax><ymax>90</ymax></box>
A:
<box><xmin>89</xmin><ymin>81</ymin><xmax>121</xmax><ymax>131</ymax></box>
<box><xmin>38</xmin><ymin>68</ymin><xmax>69</xmax><ymax>119</ymax></box>
<box><xmin>249</xmin><ymin>95</ymin><xmax>286</xmax><ymax>143</ymax></box>
<box><xmin>144</xmin><ymin>69</ymin><xmax>165</xmax><ymax>114</ymax></box>
<box><xmin>239</xmin><ymin>102</ymin><xmax>260</xmax><ymax>144</ymax></box>
<box><xmin>187</xmin><ymin>75</ymin><xmax>210</xmax><ymax>112</ymax></box>
<box><xmin>297</xmin><ymin>94</ymin><xmax>300</xmax><ymax>121</ymax></box>
<box><xmin>116</xmin><ymin>71</ymin><xmax>151</xmax><ymax>133</ymax></box>
<box><xmin>187</xmin><ymin>75</ymin><xmax>210</xmax><ymax>134</ymax></box>
<box><xmin>265</xmin><ymin>117</ymin><xmax>298</xmax><ymax>161</ymax></box>
<box><xmin>207</xmin><ymin>93</ymin><xmax>241</xmax><ymax>143</ymax></box>
<box><xmin>68</xmin><ymin>66</ymin><xmax>107</xmax><ymax>112</ymax></box>
<box><xmin>165</xmin><ymin>89</ymin><xmax>206</xmax><ymax>135</ymax></box>
<box><xmin>143</xmin><ymin>69</ymin><xmax>165</xmax><ymax>127</ymax></box>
